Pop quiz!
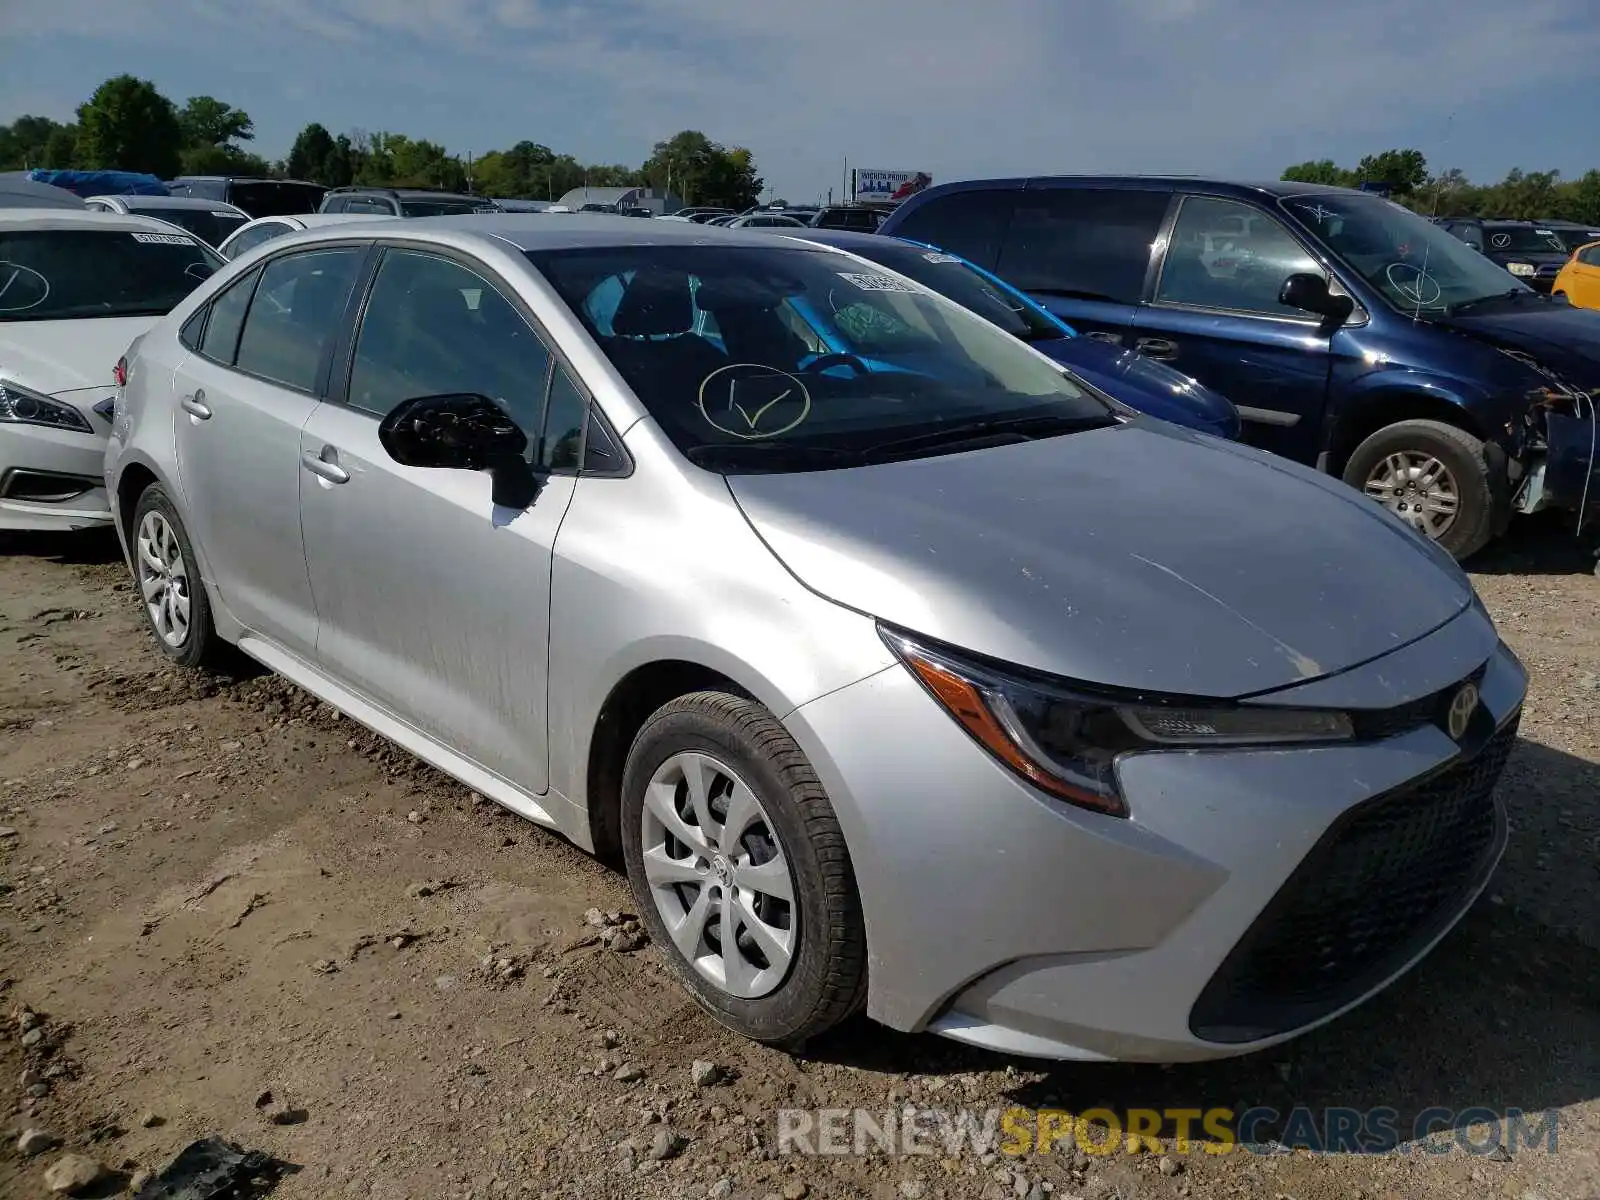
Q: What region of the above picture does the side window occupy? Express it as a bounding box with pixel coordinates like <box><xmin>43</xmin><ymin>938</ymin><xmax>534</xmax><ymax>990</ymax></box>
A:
<box><xmin>891</xmin><ymin>190</ymin><xmax>1014</xmax><ymax>270</ymax></box>
<box><xmin>540</xmin><ymin>365</ymin><xmax>588</xmax><ymax>471</ymax></box>
<box><xmin>346</xmin><ymin>197</ymin><xmax>392</xmax><ymax>214</ymax></box>
<box><xmin>321</xmin><ymin>196</ymin><xmax>347</xmax><ymax>213</ymax></box>
<box><xmin>347</xmin><ymin>249</ymin><xmax>554</xmax><ymax>454</ymax></box>
<box><xmin>234</xmin><ymin>247</ymin><xmax>363</xmax><ymax>391</ymax></box>
<box><xmin>996</xmin><ymin>188</ymin><xmax>1170</xmax><ymax>304</ymax></box>
<box><xmin>582</xmin><ymin>405</ymin><xmax>626</xmax><ymax>474</ymax></box>
<box><xmin>85</xmin><ymin>200</ymin><xmax>112</xmax><ymax>212</ymax></box>
<box><xmin>1580</xmin><ymin>246</ymin><xmax>1600</xmax><ymax>267</ymax></box>
<box><xmin>197</xmin><ymin>267</ymin><xmax>261</xmax><ymax>364</ymax></box>
<box><xmin>1155</xmin><ymin>196</ymin><xmax>1323</xmax><ymax>318</ymax></box>
<box><xmin>179</xmin><ymin>307</ymin><xmax>207</xmax><ymax>352</ymax></box>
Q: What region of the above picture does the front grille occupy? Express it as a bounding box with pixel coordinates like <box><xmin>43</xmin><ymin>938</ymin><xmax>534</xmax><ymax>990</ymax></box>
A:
<box><xmin>1190</xmin><ymin>711</ymin><xmax>1519</xmax><ymax>1044</ymax></box>
<box><xmin>1350</xmin><ymin>664</ymin><xmax>1487</xmax><ymax>741</ymax></box>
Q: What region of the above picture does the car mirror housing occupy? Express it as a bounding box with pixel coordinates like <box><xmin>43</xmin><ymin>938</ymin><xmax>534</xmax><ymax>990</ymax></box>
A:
<box><xmin>379</xmin><ymin>393</ymin><xmax>528</xmax><ymax>471</ymax></box>
<box><xmin>1279</xmin><ymin>272</ymin><xmax>1354</xmax><ymax>325</ymax></box>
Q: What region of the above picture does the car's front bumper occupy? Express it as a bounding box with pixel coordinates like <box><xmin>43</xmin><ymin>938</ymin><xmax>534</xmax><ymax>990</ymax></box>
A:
<box><xmin>787</xmin><ymin>608</ymin><xmax>1526</xmax><ymax>1062</ymax></box>
<box><xmin>0</xmin><ymin>422</ymin><xmax>112</xmax><ymax>532</ymax></box>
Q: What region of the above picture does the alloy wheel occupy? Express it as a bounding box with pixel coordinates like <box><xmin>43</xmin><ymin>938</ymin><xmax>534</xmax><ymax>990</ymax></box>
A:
<box><xmin>136</xmin><ymin>511</ymin><xmax>192</xmax><ymax>648</ymax></box>
<box><xmin>1364</xmin><ymin>451</ymin><xmax>1460</xmax><ymax>540</ymax></box>
<box><xmin>639</xmin><ymin>750</ymin><xmax>798</xmax><ymax>999</ymax></box>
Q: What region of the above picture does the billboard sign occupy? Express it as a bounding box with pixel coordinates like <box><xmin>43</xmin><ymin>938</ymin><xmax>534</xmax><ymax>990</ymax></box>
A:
<box><xmin>854</xmin><ymin>169</ymin><xmax>933</xmax><ymax>203</ymax></box>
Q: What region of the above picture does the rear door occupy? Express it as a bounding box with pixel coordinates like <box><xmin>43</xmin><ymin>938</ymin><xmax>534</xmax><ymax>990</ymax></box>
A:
<box><xmin>1131</xmin><ymin>194</ymin><xmax>1333</xmax><ymax>460</ymax></box>
<box><xmin>170</xmin><ymin>243</ymin><xmax>367</xmax><ymax>654</ymax></box>
<box><xmin>994</xmin><ymin>184</ymin><xmax>1174</xmax><ymax>347</ymax></box>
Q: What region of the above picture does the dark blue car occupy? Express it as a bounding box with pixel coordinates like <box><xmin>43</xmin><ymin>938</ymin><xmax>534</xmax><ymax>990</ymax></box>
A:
<box><xmin>786</xmin><ymin>228</ymin><xmax>1241</xmax><ymax>439</ymax></box>
<box><xmin>882</xmin><ymin>177</ymin><xmax>1600</xmax><ymax>562</ymax></box>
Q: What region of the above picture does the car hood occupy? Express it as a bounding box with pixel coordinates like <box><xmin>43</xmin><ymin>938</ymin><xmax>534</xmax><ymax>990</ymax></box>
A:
<box><xmin>0</xmin><ymin>317</ymin><xmax>156</xmax><ymax>395</ymax></box>
<box><xmin>730</xmin><ymin>422</ymin><xmax>1473</xmax><ymax>698</ymax></box>
<box><xmin>1038</xmin><ymin>337</ymin><xmax>1242</xmax><ymax>439</ymax></box>
<box><xmin>1433</xmin><ymin>302</ymin><xmax>1600</xmax><ymax>389</ymax></box>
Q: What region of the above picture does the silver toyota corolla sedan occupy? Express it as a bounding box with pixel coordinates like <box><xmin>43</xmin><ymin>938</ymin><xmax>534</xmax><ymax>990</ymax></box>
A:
<box><xmin>105</xmin><ymin>215</ymin><xmax>1527</xmax><ymax>1062</ymax></box>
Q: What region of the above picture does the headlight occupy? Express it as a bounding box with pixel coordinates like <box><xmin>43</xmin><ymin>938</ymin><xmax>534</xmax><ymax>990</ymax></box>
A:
<box><xmin>0</xmin><ymin>378</ymin><xmax>93</xmax><ymax>433</ymax></box>
<box><xmin>881</xmin><ymin>627</ymin><xmax>1353</xmax><ymax>818</ymax></box>
<box><xmin>1505</xmin><ymin>262</ymin><xmax>1536</xmax><ymax>277</ymax></box>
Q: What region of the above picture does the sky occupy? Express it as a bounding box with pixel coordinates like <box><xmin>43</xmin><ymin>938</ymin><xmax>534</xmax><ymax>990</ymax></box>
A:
<box><xmin>3</xmin><ymin>0</ymin><xmax>1599</xmax><ymax>202</ymax></box>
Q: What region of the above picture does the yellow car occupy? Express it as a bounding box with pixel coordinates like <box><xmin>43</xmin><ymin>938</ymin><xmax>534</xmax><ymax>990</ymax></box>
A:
<box><xmin>1552</xmin><ymin>240</ymin><xmax>1600</xmax><ymax>309</ymax></box>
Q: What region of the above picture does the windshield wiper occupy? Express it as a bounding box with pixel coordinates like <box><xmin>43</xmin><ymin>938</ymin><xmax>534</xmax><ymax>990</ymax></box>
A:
<box><xmin>862</xmin><ymin>412</ymin><xmax>1117</xmax><ymax>462</ymax></box>
<box><xmin>1450</xmin><ymin>289</ymin><xmax>1534</xmax><ymax>315</ymax></box>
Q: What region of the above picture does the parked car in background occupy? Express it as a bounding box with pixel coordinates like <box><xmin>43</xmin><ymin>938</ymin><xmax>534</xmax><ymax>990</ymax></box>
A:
<box><xmin>493</xmin><ymin>199</ymin><xmax>553</xmax><ymax>213</ymax></box>
<box><xmin>882</xmin><ymin>177</ymin><xmax>1600</xmax><ymax>560</ymax></box>
<box><xmin>216</xmin><ymin>213</ymin><xmax>399</xmax><ymax>260</ymax></box>
<box><xmin>790</xmin><ymin>229</ymin><xmax>1239</xmax><ymax>438</ymax></box>
<box><xmin>166</xmin><ymin>177</ymin><xmax>328</xmax><ymax>218</ymax></box>
<box><xmin>110</xmin><ymin>214</ymin><xmax>1527</xmax><ymax>1061</ymax></box>
<box><xmin>0</xmin><ymin>174</ymin><xmax>87</xmax><ymax>209</ymax></box>
<box><xmin>725</xmin><ymin>213</ymin><xmax>809</xmax><ymax>229</ymax></box>
<box><xmin>1</xmin><ymin>209</ymin><xmax>221</xmax><ymax>532</ymax></box>
<box><xmin>318</xmin><ymin>187</ymin><xmax>500</xmax><ymax>217</ymax></box>
<box><xmin>1537</xmin><ymin>220</ymin><xmax>1600</xmax><ymax>254</ymax></box>
<box><xmin>84</xmin><ymin>195</ymin><xmax>250</xmax><ymax>248</ymax></box>
<box><xmin>1438</xmin><ymin>218</ymin><xmax>1569</xmax><ymax>293</ymax></box>
<box><xmin>807</xmin><ymin>205</ymin><xmax>887</xmax><ymax>232</ymax></box>
<box><xmin>1553</xmin><ymin>240</ymin><xmax>1600</xmax><ymax>310</ymax></box>
<box><xmin>677</xmin><ymin>207</ymin><xmax>734</xmax><ymax>224</ymax></box>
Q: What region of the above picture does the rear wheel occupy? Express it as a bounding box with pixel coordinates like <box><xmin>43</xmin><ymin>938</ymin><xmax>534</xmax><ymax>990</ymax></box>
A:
<box><xmin>1343</xmin><ymin>419</ymin><xmax>1498</xmax><ymax>560</ymax></box>
<box><xmin>620</xmin><ymin>691</ymin><xmax>866</xmax><ymax>1048</ymax></box>
<box><xmin>131</xmin><ymin>485</ymin><xmax>222</xmax><ymax>669</ymax></box>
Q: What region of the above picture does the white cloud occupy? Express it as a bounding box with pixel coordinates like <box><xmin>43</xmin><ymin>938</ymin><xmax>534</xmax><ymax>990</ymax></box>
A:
<box><xmin>4</xmin><ymin>0</ymin><xmax>1598</xmax><ymax>195</ymax></box>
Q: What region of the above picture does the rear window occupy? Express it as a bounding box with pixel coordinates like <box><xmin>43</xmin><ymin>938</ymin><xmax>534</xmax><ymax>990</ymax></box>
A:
<box><xmin>889</xmin><ymin>190</ymin><xmax>1015</xmax><ymax>271</ymax></box>
<box><xmin>400</xmin><ymin>198</ymin><xmax>493</xmax><ymax>217</ymax></box>
<box><xmin>129</xmin><ymin>207</ymin><xmax>249</xmax><ymax>248</ymax></box>
<box><xmin>227</xmin><ymin>181</ymin><xmax>327</xmax><ymax>218</ymax></box>
<box><xmin>0</xmin><ymin>229</ymin><xmax>222</xmax><ymax>322</ymax></box>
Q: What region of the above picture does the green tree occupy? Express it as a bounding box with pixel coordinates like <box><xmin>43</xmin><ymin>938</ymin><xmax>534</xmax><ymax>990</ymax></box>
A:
<box><xmin>42</xmin><ymin>123</ymin><xmax>81</xmax><ymax>169</ymax></box>
<box><xmin>640</xmin><ymin>131</ymin><xmax>762</xmax><ymax>208</ymax></box>
<box><xmin>1281</xmin><ymin>159</ymin><xmax>1349</xmax><ymax>187</ymax></box>
<box><xmin>75</xmin><ymin>75</ymin><xmax>183</xmax><ymax>177</ymax></box>
<box><xmin>287</xmin><ymin>122</ymin><xmax>337</xmax><ymax>183</ymax></box>
<box><xmin>0</xmin><ymin>115</ymin><xmax>71</xmax><ymax>169</ymax></box>
<box><xmin>1353</xmin><ymin>148</ymin><xmax>1429</xmax><ymax>195</ymax></box>
<box><xmin>179</xmin><ymin>96</ymin><xmax>253</xmax><ymax>150</ymax></box>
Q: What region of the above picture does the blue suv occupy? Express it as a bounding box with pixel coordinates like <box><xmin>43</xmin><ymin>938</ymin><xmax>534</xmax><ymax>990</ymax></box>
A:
<box><xmin>881</xmin><ymin>177</ymin><xmax>1600</xmax><ymax>562</ymax></box>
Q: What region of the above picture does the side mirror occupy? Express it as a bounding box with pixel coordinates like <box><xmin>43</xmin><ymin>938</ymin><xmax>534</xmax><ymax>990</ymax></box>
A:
<box><xmin>1279</xmin><ymin>272</ymin><xmax>1355</xmax><ymax>324</ymax></box>
<box><xmin>379</xmin><ymin>393</ymin><xmax>544</xmax><ymax>509</ymax></box>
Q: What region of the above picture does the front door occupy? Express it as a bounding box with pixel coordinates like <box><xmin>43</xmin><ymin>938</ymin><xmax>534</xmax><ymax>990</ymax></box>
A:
<box><xmin>1131</xmin><ymin>195</ymin><xmax>1335</xmax><ymax>462</ymax></box>
<box><xmin>298</xmin><ymin>247</ymin><xmax>579</xmax><ymax>795</ymax></box>
<box><xmin>171</xmin><ymin>244</ymin><xmax>365</xmax><ymax>654</ymax></box>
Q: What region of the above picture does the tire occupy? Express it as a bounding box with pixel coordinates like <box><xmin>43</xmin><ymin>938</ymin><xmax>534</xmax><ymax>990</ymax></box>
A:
<box><xmin>620</xmin><ymin>691</ymin><xmax>867</xmax><ymax>1048</ymax></box>
<box><xmin>1342</xmin><ymin>419</ymin><xmax>1499</xmax><ymax>561</ymax></box>
<box><xmin>129</xmin><ymin>484</ymin><xmax>222</xmax><ymax>669</ymax></box>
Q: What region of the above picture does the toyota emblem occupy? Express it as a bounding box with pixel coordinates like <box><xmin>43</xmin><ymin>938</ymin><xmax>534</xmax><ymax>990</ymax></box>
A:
<box><xmin>1447</xmin><ymin>682</ymin><xmax>1480</xmax><ymax>741</ymax></box>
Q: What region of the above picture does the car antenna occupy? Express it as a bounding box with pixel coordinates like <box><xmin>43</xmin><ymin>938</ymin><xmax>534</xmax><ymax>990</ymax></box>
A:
<box><xmin>1413</xmin><ymin>112</ymin><xmax>1454</xmax><ymax>323</ymax></box>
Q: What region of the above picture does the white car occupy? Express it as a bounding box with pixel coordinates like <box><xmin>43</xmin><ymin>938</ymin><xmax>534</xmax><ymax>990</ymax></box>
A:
<box><xmin>217</xmin><ymin>212</ymin><xmax>397</xmax><ymax>261</ymax></box>
<box><xmin>84</xmin><ymin>195</ymin><xmax>252</xmax><ymax>249</ymax></box>
<box><xmin>0</xmin><ymin>209</ymin><xmax>224</xmax><ymax>532</ymax></box>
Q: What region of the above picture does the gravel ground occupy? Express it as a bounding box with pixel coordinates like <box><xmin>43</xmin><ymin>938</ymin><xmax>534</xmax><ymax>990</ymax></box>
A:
<box><xmin>0</xmin><ymin>518</ymin><xmax>1596</xmax><ymax>1200</ymax></box>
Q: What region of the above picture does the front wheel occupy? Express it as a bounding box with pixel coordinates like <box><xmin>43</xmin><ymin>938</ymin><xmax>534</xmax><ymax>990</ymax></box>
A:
<box><xmin>1342</xmin><ymin>419</ymin><xmax>1499</xmax><ymax>560</ymax></box>
<box><xmin>620</xmin><ymin>691</ymin><xmax>866</xmax><ymax>1048</ymax></box>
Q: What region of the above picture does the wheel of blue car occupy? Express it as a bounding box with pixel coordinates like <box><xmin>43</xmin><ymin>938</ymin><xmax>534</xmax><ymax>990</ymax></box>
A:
<box><xmin>131</xmin><ymin>484</ymin><xmax>222</xmax><ymax>670</ymax></box>
<box><xmin>620</xmin><ymin>691</ymin><xmax>867</xmax><ymax>1048</ymax></box>
<box><xmin>1343</xmin><ymin>419</ymin><xmax>1498</xmax><ymax>560</ymax></box>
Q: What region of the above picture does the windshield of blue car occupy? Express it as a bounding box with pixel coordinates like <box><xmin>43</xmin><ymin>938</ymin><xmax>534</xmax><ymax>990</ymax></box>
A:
<box><xmin>528</xmin><ymin>244</ymin><xmax>1112</xmax><ymax>470</ymax></box>
<box><xmin>1480</xmin><ymin>226</ymin><xmax>1566</xmax><ymax>254</ymax></box>
<box><xmin>1280</xmin><ymin>193</ymin><xmax>1539</xmax><ymax>315</ymax></box>
<box><xmin>837</xmin><ymin>240</ymin><xmax>1065</xmax><ymax>344</ymax></box>
<box><xmin>0</xmin><ymin>229</ymin><xmax>222</xmax><ymax>321</ymax></box>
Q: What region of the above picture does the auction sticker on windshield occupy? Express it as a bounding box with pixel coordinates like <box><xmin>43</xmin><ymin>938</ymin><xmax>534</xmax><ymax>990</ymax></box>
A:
<box><xmin>922</xmin><ymin>253</ymin><xmax>964</xmax><ymax>265</ymax></box>
<box><xmin>838</xmin><ymin>272</ymin><xmax>920</xmax><ymax>293</ymax></box>
<box><xmin>130</xmin><ymin>232</ymin><xmax>195</xmax><ymax>246</ymax></box>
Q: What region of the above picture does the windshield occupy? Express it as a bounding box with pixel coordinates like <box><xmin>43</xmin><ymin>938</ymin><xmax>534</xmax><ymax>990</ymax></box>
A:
<box><xmin>840</xmin><ymin>240</ymin><xmax>1066</xmax><ymax>344</ymax></box>
<box><xmin>401</xmin><ymin>198</ymin><xmax>492</xmax><ymax>217</ymax></box>
<box><xmin>1551</xmin><ymin>227</ymin><xmax>1600</xmax><ymax>252</ymax></box>
<box><xmin>528</xmin><ymin>244</ymin><xmax>1110</xmax><ymax>471</ymax></box>
<box><xmin>127</xmin><ymin>206</ymin><xmax>248</xmax><ymax>248</ymax></box>
<box><xmin>1482</xmin><ymin>226</ymin><xmax>1565</xmax><ymax>254</ymax></box>
<box><xmin>1281</xmin><ymin>193</ymin><xmax>1539</xmax><ymax>315</ymax></box>
<box><xmin>0</xmin><ymin>229</ymin><xmax>222</xmax><ymax>322</ymax></box>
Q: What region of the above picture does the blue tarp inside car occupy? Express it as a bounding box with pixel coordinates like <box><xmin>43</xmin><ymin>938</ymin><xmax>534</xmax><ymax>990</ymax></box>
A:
<box><xmin>26</xmin><ymin>169</ymin><xmax>170</xmax><ymax>197</ymax></box>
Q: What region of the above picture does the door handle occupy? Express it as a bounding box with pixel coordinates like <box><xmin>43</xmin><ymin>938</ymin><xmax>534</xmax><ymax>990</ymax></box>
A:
<box><xmin>1134</xmin><ymin>337</ymin><xmax>1179</xmax><ymax>361</ymax></box>
<box><xmin>1083</xmin><ymin>330</ymin><xmax>1124</xmax><ymax>345</ymax></box>
<box><xmin>301</xmin><ymin>447</ymin><xmax>350</xmax><ymax>485</ymax></box>
<box><xmin>180</xmin><ymin>390</ymin><xmax>212</xmax><ymax>420</ymax></box>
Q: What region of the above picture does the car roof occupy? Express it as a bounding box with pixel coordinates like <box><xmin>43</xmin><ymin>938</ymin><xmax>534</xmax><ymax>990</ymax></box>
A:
<box><xmin>787</xmin><ymin>229</ymin><xmax>898</xmax><ymax>251</ymax></box>
<box><xmin>0</xmin><ymin>208</ymin><xmax>216</xmax><ymax>234</ymax></box>
<box><xmin>280</xmin><ymin>212</ymin><xmax>835</xmax><ymax>252</ymax></box>
<box><xmin>89</xmin><ymin>195</ymin><xmax>250</xmax><ymax>214</ymax></box>
<box><xmin>899</xmin><ymin>175</ymin><xmax>1383</xmax><ymax>204</ymax></box>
